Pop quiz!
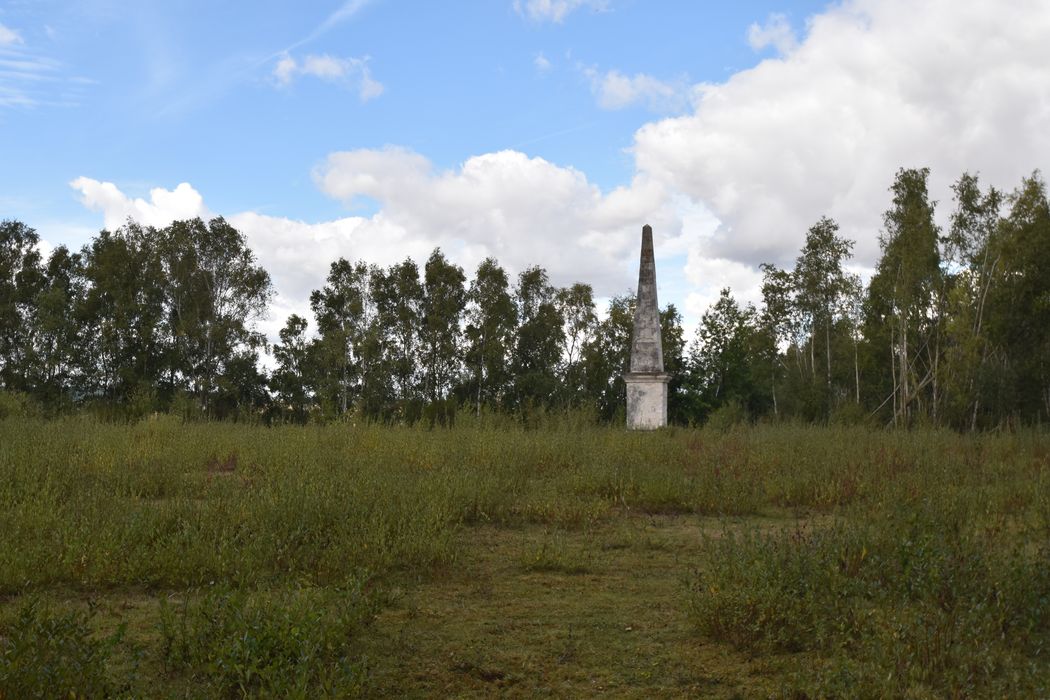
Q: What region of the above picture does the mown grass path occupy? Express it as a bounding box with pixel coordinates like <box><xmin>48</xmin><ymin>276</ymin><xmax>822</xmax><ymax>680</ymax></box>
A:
<box><xmin>362</xmin><ymin>515</ymin><xmax>790</xmax><ymax>698</ymax></box>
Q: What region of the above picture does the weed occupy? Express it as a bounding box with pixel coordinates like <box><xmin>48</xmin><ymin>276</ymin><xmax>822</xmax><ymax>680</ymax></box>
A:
<box><xmin>687</xmin><ymin>505</ymin><xmax>1050</xmax><ymax>696</ymax></box>
<box><xmin>1</xmin><ymin>417</ymin><xmax>1049</xmax><ymax>694</ymax></box>
<box><xmin>158</xmin><ymin>579</ymin><xmax>376</xmax><ymax>698</ymax></box>
<box><xmin>0</xmin><ymin>598</ymin><xmax>131</xmax><ymax>698</ymax></box>
<box><xmin>519</xmin><ymin>531</ymin><xmax>592</xmax><ymax>574</ymax></box>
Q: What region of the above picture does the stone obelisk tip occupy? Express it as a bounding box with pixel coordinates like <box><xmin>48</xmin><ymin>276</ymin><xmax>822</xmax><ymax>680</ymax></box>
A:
<box><xmin>625</xmin><ymin>224</ymin><xmax>670</xmax><ymax>429</ymax></box>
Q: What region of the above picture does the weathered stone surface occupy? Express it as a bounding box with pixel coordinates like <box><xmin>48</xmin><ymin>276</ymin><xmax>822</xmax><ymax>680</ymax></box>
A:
<box><xmin>625</xmin><ymin>224</ymin><xmax>670</xmax><ymax>430</ymax></box>
<box><xmin>625</xmin><ymin>372</ymin><xmax>669</xmax><ymax>429</ymax></box>
<box><xmin>630</xmin><ymin>225</ymin><xmax>664</xmax><ymax>373</ymax></box>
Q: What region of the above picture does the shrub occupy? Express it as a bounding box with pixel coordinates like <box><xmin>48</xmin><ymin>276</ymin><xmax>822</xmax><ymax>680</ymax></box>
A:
<box><xmin>704</xmin><ymin>400</ymin><xmax>748</xmax><ymax>433</ymax></box>
<box><xmin>830</xmin><ymin>401</ymin><xmax>872</xmax><ymax>427</ymax></box>
<box><xmin>158</xmin><ymin>580</ymin><xmax>376</xmax><ymax>698</ymax></box>
<box><xmin>688</xmin><ymin>507</ymin><xmax>1050</xmax><ymax>696</ymax></box>
<box><xmin>0</xmin><ymin>599</ymin><xmax>130</xmax><ymax>698</ymax></box>
<box><xmin>0</xmin><ymin>392</ymin><xmax>34</xmax><ymax>420</ymax></box>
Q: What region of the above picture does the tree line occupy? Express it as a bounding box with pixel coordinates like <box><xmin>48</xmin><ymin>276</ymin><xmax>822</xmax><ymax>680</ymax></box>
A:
<box><xmin>1</xmin><ymin>166</ymin><xmax>1048</xmax><ymax>428</ymax></box>
<box><xmin>690</xmin><ymin>168</ymin><xmax>1050</xmax><ymax>430</ymax></box>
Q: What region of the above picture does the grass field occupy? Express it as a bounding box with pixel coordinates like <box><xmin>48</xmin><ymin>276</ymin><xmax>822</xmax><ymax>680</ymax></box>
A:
<box><xmin>1</xmin><ymin>415</ymin><xmax>1048</xmax><ymax>697</ymax></box>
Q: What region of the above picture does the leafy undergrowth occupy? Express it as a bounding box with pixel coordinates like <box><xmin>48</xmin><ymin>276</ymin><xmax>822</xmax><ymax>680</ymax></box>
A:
<box><xmin>1</xmin><ymin>416</ymin><xmax>1048</xmax><ymax>696</ymax></box>
<box><xmin>0</xmin><ymin>599</ymin><xmax>132</xmax><ymax>699</ymax></box>
<box><xmin>688</xmin><ymin>505</ymin><xmax>1050</xmax><ymax>697</ymax></box>
<box><xmin>157</xmin><ymin>580</ymin><xmax>376</xmax><ymax>698</ymax></box>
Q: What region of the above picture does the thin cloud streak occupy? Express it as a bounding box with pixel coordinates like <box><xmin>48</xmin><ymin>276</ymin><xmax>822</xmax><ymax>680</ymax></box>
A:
<box><xmin>281</xmin><ymin>0</ymin><xmax>378</xmax><ymax>56</ymax></box>
<box><xmin>507</xmin><ymin>121</ymin><xmax>597</xmax><ymax>150</ymax></box>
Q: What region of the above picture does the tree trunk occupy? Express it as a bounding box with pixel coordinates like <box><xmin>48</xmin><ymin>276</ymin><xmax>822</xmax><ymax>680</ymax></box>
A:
<box><xmin>890</xmin><ymin>327</ymin><xmax>898</xmax><ymax>428</ymax></box>
<box><xmin>825</xmin><ymin>314</ymin><xmax>832</xmax><ymax>414</ymax></box>
<box><xmin>771</xmin><ymin>362</ymin><xmax>778</xmax><ymax>417</ymax></box>
<box><xmin>853</xmin><ymin>329</ymin><xmax>860</xmax><ymax>404</ymax></box>
<box><xmin>476</xmin><ymin>327</ymin><xmax>486</xmax><ymax>418</ymax></box>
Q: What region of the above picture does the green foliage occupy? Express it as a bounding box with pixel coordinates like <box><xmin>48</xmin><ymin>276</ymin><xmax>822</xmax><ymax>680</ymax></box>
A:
<box><xmin>0</xmin><ymin>391</ymin><xmax>34</xmax><ymax>419</ymax></box>
<box><xmin>0</xmin><ymin>221</ymin><xmax>44</xmax><ymax>388</ymax></box>
<box><xmin>421</xmin><ymin>248</ymin><xmax>467</xmax><ymax>402</ymax></box>
<box><xmin>580</xmin><ymin>293</ymin><xmax>634</xmax><ymax>420</ymax></box>
<box><xmin>310</xmin><ymin>258</ymin><xmax>373</xmax><ymax>416</ymax></box>
<box><xmin>159</xmin><ymin>582</ymin><xmax>374</xmax><ymax>698</ymax></box>
<box><xmin>464</xmin><ymin>257</ymin><xmax>517</xmax><ymax>414</ymax></box>
<box><xmin>555</xmin><ymin>282</ymin><xmax>597</xmax><ymax>406</ymax></box>
<box><xmin>270</xmin><ymin>314</ymin><xmax>312</xmax><ymax>421</ymax></box>
<box><xmin>0</xmin><ymin>418</ymin><xmax>1049</xmax><ymax>693</ymax></box>
<box><xmin>0</xmin><ymin>599</ymin><xmax>130</xmax><ymax>698</ymax></box>
<box><xmin>866</xmin><ymin>167</ymin><xmax>943</xmax><ymax>426</ymax></box>
<box><xmin>686</xmin><ymin>289</ymin><xmax>767</xmax><ymax>421</ymax></box>
<box><xmin>689</xmin><ymin>503</ymin><xmax>1050</xmax><ymax>697</ymax></box>
<box><xmin>371</xmin><ymin>258</ymin><xmax>424</xmax><ymax>408</ymax></box>
<box><xmin>512</xmin><ymin>266</ymin><xmax>564</xmax><ymax>410</ymax></box>
<box><xmin>703</xmin><ymin>399</ymin><xmax>748</xmax><ymax>433</ymax></box>
<box><xmin>519</xmin><ymin>530</ymin><xmax>592</xmax><ymax>574</ymax></box>
<box><xmin>159</xmin><ymin>217</ymin><xmax>273</xmax><ymax>416</ymax></box>
<box><xmin>829</xmin><ymin>400</ymin><xmax>871</xmax><ymax>426</ymax></box>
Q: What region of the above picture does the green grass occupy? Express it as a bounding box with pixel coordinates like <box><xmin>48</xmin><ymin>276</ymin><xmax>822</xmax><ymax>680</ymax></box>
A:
<box><xmin>1</xmin><ymin>415</ymin><xmax>1048</xmax><ymax>696</ymax></box>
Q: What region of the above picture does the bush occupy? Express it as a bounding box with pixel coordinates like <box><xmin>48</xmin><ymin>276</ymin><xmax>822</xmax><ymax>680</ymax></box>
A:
<box><xmin>688</xmin><ymin>506</ymin><xmax>1050</xmax><ymax>696</ymax></box>
<box><xmin>703</xmin><ymin>400</ymin><xmax>748</xmax><ymax>433</ymax></box>
<box><xmin>159</xmin><ymin>580</ymin><xmax>376</xmax><ymax>698</ymax></box>
<box><xmin>0</xmin><ymin>599</ymin><xmax>130</xmax><ymax>698</ymax></box>
<box><xmin>830</xmin><ymin>401</ymin><xmax>872</xmax><ymax>427</ymax></box>
<box><xmin>0</xmin><ymin>392</ymin><xmax>34</xmax><ymax>420</ymax></box>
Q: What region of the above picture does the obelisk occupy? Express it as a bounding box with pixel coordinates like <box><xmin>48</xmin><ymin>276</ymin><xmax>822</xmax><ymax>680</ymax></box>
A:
<box><xmin>624</xmin><ymin>224</ymin><xmax>670</xmax><ymax>429</ymax></box>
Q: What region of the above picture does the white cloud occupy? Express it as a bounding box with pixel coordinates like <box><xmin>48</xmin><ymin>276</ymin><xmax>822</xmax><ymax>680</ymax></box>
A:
<box><xmin>513</xmin><ymin>0</ymin><xmax>608</xmax><ymax>23</ymax></box>
<box><xmin>271</xmin><ymin>53</ymin><xmax>384</xmax><ymax>101</ymax></box>
<box><xmin>69</xmin><ymin>152</ymin><xmax>696</xmax><ymax>342</ymax></box>
<box><xmin>582</xmin><ymin>66</ymin><xmax>685</xmax><ymax>112</ymax></box>
<box><xmin>682</xmin><ymin>256</ymin><xmax>764</xmax><ymax>321</ymax></box>
<box><xmin>272</xmin><ymin>55</ymin><xmax>297</xmax><ymax>85</ymax></box>
<box><xmin>70</xmin><ymin>178</ymin><xmax>208</xmax><ymax>230</ymax></box>
<box><xmin>313</xmin><ymin>147</ymin><xmax>679</xmax><ymax>292</ymax></box>
<box><xmin>634</xmin><ymin>0</ymin><xmax>1050</xmax><ymax>276</ymax></box>
<box><xmin>0</xmin><ymin>22</ymin><xmax>23</xmax><ymax>46</ymax></box>
<box><xmin>534</xmin><ymin>52</ymin><xmax>552</xmax><ymax>73</ymax></box>
<box><xmin>299</xmin><ymin>55</ymin><xmax>350</xmax><ymax>80</ymax></box>
<box><xmin>747</xmin><ymin>13</ymin><xmax>798</xmax><ymax>55</ymax></box>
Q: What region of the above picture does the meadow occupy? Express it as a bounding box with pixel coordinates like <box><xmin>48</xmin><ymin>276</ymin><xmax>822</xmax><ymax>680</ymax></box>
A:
<box><xmin>1</xmin><ymin>415</ymin><xmax>1048</xmax><ymax>698</ymax></box>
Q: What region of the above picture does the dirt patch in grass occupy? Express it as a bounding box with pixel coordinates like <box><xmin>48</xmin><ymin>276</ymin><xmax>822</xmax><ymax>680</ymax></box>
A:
<box><xmin>359</xmin><ymin>514</ymin><xmax>794</xmax><ymax>698</ymax></box>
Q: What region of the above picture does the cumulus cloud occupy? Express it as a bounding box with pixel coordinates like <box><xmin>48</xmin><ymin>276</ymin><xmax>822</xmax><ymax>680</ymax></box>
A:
<box><xmin>313</xmin><ymin>147</ymin><xmax>679</xmax><ymax>292</ymax></box>
<box><xmin>682</xmin><ymin>256</ymin><xmax>765</xmax><ymax>320</ymax></box>
<box><xmin>581</xmin><ymin>66</ymin><xmax>686</xmax><ymax>112</ymax></box>
<box><xmin>70</xmin><ymin>178</ymin><xmax>208</xmax><ymax>230</ymax></box>
<box><xmin>0</xmin><ymin>22</ymin><xmax>23</xmax><ymax>46</ymax></box>
<box><xmin>69</xmin><ymin>151</ymin><xmax>694</xmax><ymax>342</ymax></box>
<box><xmin>534</xmin><ymin>52</ymin><xmax>552</xmax><ymax>73</ymax></box>
<box><xmin>513</xmin><ymin>0</ymin><xmax>608</xmax><ymax>23</ymax></box>
<box><xmin>747</xmin><ymin>13</ymin><xmax>798</xmax><ymax>55</ymax></box>
<box><xmin>272</xmin><ymin>53</ymin><xmax>384</xmax><ymax>101</ymax></box>
<box><xmin>634</xmin><ymin>0</ymin><xmax>1050</xmax><ymax>281</ymax></box>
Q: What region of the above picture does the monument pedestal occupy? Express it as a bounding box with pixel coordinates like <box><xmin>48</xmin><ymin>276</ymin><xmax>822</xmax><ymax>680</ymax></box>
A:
<box><xmin>624</xmin><ymin>372</ymin><xmax>670</xmax><ymax>430</ymax></box>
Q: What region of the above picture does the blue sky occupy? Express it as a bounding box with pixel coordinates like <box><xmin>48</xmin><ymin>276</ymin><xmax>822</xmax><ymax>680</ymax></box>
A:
<box><xmin>2</xmin><ymin>0</ymin><xmax>1049</xmax><ymax>338</ymax></box>
<box><xmin>2</xmin><ymin>1</ymin><xmax>820</xmax><ymax>223</ymax></box>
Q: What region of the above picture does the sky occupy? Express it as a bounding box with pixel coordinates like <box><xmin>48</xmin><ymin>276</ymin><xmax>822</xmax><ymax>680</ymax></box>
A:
<box><xmin>2</xmin><ymin>0</ymin><xmax>1049</xmax><ymax>342</ymax></box>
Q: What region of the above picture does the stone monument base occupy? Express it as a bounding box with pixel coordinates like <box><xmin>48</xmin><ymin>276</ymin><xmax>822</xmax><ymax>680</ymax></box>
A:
<box><xmin>624</xmin><ymin>372</ymin><xmax>671</xmax><ymax>429</ymax></box>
